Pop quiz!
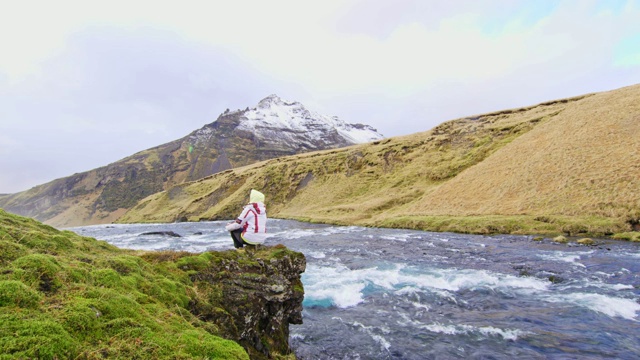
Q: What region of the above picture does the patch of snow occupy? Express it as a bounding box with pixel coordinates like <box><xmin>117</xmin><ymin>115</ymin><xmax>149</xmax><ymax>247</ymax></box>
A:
<box><xmin>237</xmin><ymin>95</ymin><xmax>383</xmax><ymax>145</ymax></box>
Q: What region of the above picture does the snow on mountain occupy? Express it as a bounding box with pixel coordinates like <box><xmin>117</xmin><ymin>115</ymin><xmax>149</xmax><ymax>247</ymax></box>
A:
<box><xmin>237</xmin><ymin>94</ymin><xmax>384</xmax><ymax>146</ymax></box>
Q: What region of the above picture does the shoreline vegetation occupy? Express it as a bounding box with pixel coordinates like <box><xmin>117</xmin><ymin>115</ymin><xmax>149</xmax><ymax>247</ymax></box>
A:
<box><xmin>288</xmin><ymin>214</ymin><xmax>639</xmax><ymax>242</ymax></box>
<box><xmin>117</xmin><ymin>84</ymin><xmax>640</xmax><ymax>242</ymax></box>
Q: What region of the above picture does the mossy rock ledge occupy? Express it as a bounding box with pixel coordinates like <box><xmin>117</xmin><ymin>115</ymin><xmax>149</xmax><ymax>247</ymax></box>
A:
<box><xmin>159</xmin><ymin>245</ymin><xmax>306</xmax><ymax>360</ymax></box>
<box><xmin>0</xmin><ymin>208</ymin><xmax>305</xmax><ymax>360</ymax></box>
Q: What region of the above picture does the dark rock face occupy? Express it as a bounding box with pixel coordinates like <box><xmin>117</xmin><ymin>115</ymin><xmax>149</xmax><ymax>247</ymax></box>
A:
<box><xmin>187</xmin><ymin>245</ymin><xmax>306</xmax><ymax>359</ymax></box>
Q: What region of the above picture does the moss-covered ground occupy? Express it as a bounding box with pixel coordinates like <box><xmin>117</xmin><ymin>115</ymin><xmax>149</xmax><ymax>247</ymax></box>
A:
<box><xmin>0</xmin><ymin>208</ymin><xmax>250</xmax><ymax>359</ymax></box>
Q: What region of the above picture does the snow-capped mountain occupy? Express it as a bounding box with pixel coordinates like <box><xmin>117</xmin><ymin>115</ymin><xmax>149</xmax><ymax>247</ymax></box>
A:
<box><xmin>189</xmin><ymin>94</ymin><xmax>383</xmax><ymax>152</ymax></box>
<box><xmin>239</xmin><ymin>94</ymin><xmax>383</xmax><ymax>145</ymax></box>
<box><xmin>1</xmin><ymin>95</ymin><xmax>384</xmax><ymax>227</ymax></box>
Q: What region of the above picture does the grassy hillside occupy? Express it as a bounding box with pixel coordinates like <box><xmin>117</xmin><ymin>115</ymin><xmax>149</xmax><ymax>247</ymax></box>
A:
<box><xmin>405</xmin><ymin>83</ymin><xmax>640</xmax><ymax>233</ymax></box>
<box><xmin>0</xmin><ymin>105</ymin><xmax>365</xmax><ymax>228</ymax></box>
<box><xmin>0</xmin><ymin>208</ymin><xmax>305</xmax><ymax>359</ymax></box>
<box><xmin>118</xmin><ymin>84</ymin><xmax>640</xmax><ymax>239</ymax></box>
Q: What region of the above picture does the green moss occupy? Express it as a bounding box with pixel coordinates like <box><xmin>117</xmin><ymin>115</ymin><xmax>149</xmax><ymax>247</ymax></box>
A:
<box><xmin>0</xmin><ymin>311</ymin><xmax>79</xmax><ymax>359</ymax></box>
<box><xmin>65</xmin><ymin>260</ymin><xmax>92</xmax><ymax>283</ymax></box>
<box><xmin>176</xmin><ymin>252</ymin><xmax>215</xmax><ymax>272</ymax></box>
<box><xmin>0</xmin><ymin>210</ymin><xmax>308</xmax><ymax>358</ymax></box>
<box><xmin>92</xmin><ymin>268</ymin><xmax>125</xmax><ymax>288</ymax></box>
<box><xmin>173</xmin><ymin>329</ymin><xmax>250</xmax><ymax>359</ymax></box>
<box><xmin>0</xmin><ymin>240</ymin><xmax>29</xmax><ymax>265</ymax></box>
<box><xmin>59</xmin><ymin>298</ymin><xmax>103</xmax><ymax>336</ymax></box>
<box><xmin>17</xmin><ymin>230</ymin><xmax>73</xmax><ymax>253</ymax></box>
<box><xmin>147</xmin><ymin>278</ymin><xmax>190</xmax><ymax>307</ymax></box>
<box><xmin>263</xmin><ymin>244</ymin><xmax>293</xmax><ymax>260</ymax></box>
<box><xmin>0</xmin><ymin>280</ymin><xmax>42</xmax><ymax>308</ymax></box>
<box><xmin>11</xmin><ymin>254</ymin><xmax>63</xmax><ymax>292</ymax></box>
<box><xmin>81</xmin><ymin>287</ymin><xmax>146</xmax><ymax>321</ymax></box>
<box><xmin>109</xmin><ymin>254</ymin><xmax>147</xmax><ymax>275</ymax></box>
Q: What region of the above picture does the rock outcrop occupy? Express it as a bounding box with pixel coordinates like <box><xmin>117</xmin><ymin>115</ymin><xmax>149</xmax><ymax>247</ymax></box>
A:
<box><xmin>186</xmin><ymin>246</ymin><xmax>306</xmax><ymax>359</ymax></box>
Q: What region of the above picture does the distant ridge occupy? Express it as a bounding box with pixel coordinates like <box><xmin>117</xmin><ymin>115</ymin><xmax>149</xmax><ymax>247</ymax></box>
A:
<box><xmin>119</xmin><ymin>84</ymin><xmax>640</xmax><ymax>238</ymax></box>
<box><xmin>0</xmin><ymin>95</ymin><xmax>384</xmax><ymax>227</ymax></box>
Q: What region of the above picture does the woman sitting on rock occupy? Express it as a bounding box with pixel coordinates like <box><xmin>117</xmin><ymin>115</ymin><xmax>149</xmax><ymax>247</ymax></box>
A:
<box><xmin>225</xmin><ymin>189</ymin><xmax>268</xmax><ymax>250</ymax></box>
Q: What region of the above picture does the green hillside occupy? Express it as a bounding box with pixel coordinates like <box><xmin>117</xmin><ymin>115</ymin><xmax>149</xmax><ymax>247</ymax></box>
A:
<box><xmin>0</xmin><ymin>209</ymin><xmax>304</xmax><ymax>359</ymax></box>
<box><xmin>0</xmin><ymin>100</ymin><xmax>365</xmax><ymax>228</ymax></box>
<box><xmin>119</xmin><ymin>84</ymin><xmax>640</xmax><ymax>239</ymax></box>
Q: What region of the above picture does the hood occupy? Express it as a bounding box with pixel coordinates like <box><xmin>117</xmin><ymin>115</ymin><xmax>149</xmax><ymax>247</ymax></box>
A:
<box><xmin>250</xmin><ymin>189</ymin><xmax>265</xmax><ymax>203</ymax></box>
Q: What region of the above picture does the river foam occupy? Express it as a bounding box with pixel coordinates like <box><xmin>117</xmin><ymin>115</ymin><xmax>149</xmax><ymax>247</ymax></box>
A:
<box><xmin>68</xmin><ymin>220</ymin><xmax>640</xmax><ymax>359</ymax></box>
<box><xmin>543</xmin><ymin>292</ymin><xmax>640</xmax><ymax>320</ymax></box>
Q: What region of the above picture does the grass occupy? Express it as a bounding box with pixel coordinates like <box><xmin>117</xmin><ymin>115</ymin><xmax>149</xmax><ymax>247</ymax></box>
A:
<box><xmin>118</xmin><ymin>84</ymin><xmax>640</xmax><ymax>239</ymax></box>
<box><xmin>0</xmin><ymin>208</ymin><xmax>266</xmax><ymax>359</ymax></box>
<box><xmin>612</xmin><ymin>232</ymin><xmax>640</xmax><ymax>242</ymax></box>
<box><xmin>372</xmin><ymin>214</ymin><xmax>627</xmax><ymax>237</ymax></box>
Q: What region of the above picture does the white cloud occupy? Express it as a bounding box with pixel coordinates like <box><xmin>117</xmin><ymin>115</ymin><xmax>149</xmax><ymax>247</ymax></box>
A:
<box><xmin>0</xmin><ymin>0</ymin><xmax>639</xmax><ymax>193</ymax></box>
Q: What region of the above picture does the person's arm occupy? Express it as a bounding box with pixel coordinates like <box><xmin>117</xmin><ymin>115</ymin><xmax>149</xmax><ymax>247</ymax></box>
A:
<box><xmin>225</xmin><ymin>221</ymin><xmax>242</xmax><ymax>231</ymax></box>
<box><xmin>225</xmin><ymin>207</ymin><xmax>249</xmax><ymax>231</ymax></box>
<box><xmin>236</xmin><ymin>207</ymin><xmax>253</xmax><ymax>226</ymax></box>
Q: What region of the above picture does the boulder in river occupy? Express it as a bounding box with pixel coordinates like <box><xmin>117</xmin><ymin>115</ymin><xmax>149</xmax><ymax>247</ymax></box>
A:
<box><xmin>139</xmin><ymin>231</ymin><xmax>182</xmax><ymax>237</ymax></box>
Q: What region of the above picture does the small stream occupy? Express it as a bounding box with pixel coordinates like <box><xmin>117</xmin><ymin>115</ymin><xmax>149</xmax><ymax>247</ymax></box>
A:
<box><xmin>69</xmin><ymin>219</ymin><xmax>640</xmax><ymax>359</ymax></box>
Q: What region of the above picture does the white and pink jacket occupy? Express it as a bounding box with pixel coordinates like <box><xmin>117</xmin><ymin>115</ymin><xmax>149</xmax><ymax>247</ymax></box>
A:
<box><xmin>236</xmin><ymin>202</ymin><xmax>267</xmax><ymax>245</ymax></box>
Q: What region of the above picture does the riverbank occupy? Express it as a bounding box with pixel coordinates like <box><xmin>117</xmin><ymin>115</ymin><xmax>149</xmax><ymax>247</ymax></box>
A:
<box><xmin>69</xmin><ymin>218</ymin><xmax>640</xmax><ymax>359</ymax></box>
<box><xmin>280</xmin><ymin>213</ymin><xmax>638</xmax><ymax>241</ymax></box>
<box><xmin>0</xmin><ymin>209</ymin><xmax>304</xmax><ymax>359</ymax></box>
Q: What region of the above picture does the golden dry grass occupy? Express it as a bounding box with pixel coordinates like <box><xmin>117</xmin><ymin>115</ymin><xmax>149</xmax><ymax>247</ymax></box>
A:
<box><xmin>119</xmin><ymin>84</ymin><xmax>640</xmax><ymax>237</ymax></box>
<box><xmin>414</xmin><ymin>84</ymin><xmax>640</xmax><ymax>219</ymax></box>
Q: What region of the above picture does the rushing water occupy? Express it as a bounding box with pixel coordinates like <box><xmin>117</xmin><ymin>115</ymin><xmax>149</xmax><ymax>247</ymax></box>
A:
<box><xmin>68</xmin><ymin>219</ymin><xmax>640</xmax><ymax>359</ymax></box>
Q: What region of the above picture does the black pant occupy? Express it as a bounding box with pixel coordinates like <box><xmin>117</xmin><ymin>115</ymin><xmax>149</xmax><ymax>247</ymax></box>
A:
<box><xmin>230</xmin><ymin>229</ymin><xmax>252</xmax><ymax>249</ymax></box>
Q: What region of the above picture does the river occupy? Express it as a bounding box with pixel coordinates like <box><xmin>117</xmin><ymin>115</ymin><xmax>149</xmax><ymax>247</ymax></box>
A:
<box><xmin>68</xmin><ymin>219</ymin><xmax>640</xmax><ymax>359</ymax></box>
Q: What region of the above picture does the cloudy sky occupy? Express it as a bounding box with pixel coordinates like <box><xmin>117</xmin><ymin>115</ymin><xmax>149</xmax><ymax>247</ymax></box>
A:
<box><xmin>1</xmin><ymin>0</ymin><xmax>639</xmax><ymax>194</ymax></box>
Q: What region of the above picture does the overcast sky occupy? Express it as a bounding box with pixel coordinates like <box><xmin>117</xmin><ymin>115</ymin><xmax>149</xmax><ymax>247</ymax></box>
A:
<box><xmin>1</xmin><ymin>0</ymin><xmax>639</xmax><ymax>194</ymax></box>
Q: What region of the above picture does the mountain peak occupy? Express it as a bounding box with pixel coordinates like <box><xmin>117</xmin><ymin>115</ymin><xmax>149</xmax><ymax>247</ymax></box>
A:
<box><xmin>238</xmin><ymin>95</ymin><xmax>384</xmax><ymax>146</ymax></box>
<box><xmin>257</xmin><ymin>94</ymin><xmax>294</xmax><ymax>109</ymax></box>
<box><xmin>260</xmin><ymin>94</ymin><xmax>283</xmax><ymax>103</ymax></box>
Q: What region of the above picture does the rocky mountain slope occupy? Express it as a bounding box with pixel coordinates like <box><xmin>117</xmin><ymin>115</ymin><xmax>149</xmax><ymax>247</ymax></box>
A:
<box><xmin>119</xmin><ymin>84</ymin><xmax>640</xmax><ymax>239</ymax></box>
<box><xmin>0</xmin><ymin>95</ymin><xmax>383</xmax><ymax>227</ymax></box>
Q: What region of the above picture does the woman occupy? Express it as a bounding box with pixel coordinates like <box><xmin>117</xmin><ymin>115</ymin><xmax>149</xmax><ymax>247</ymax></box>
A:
<box><xmin>225</xmin><ymin>189</ymin><xmax>268</xmax><ymax>250</ymax></box>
